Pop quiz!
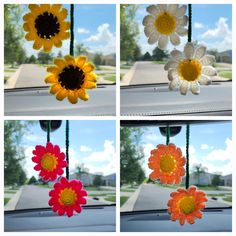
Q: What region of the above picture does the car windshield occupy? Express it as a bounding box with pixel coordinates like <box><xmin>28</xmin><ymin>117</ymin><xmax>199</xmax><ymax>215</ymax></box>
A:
<box><xmin>120</xmin><ymin>4</ymin><xmax>232</xmax><ymax>86</ymax></box>
<box><xmin>4</xmin><ymin>4</ymin><xmax>116</xmax><ymax>89</ymax></box>
<box><xmin>4</xmin><ymin>120</ymin><xmax>116</xmax><ymax>211</ymax></box>
<box><xmin>120</xmin><ymin>121</ymin><xmax>232</xmax><ymax>212</ymax></box>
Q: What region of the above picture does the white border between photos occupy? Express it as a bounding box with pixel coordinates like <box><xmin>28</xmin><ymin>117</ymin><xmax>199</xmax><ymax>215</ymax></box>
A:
<box><xmin>0</xmin><ymin>0</ymin><xmax>235</xmax><ymax>236</ymax></box>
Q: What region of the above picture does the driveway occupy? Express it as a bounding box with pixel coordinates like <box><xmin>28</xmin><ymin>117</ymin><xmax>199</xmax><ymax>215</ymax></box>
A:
<box><xmin>15</xmin><ymin>185</ymin><xmax>107</xmax><ymax>210</ymax></box>
<box><xmin>133</xmin><ymin>184</ymin><xmax>230</xmax><ymax>211</ymax></box>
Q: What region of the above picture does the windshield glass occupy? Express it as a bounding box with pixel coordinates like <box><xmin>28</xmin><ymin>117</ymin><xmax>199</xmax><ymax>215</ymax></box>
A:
<box><xmin>120</xmin><ymin>121</ymin><xmax>232</xmax><ymax>212</ymax></box>
<box><xmin>4</xmin><ymin>120</ymin><xmax>116</xmax><ymax>211</ymax></box>
<box><xmin>120</xmin><ymin>4</ymin><xmax>232</xmax><ymax>86</ymax></box>
<box><xmin>4</xmin><ymin>4</ymin><xmax>116</xmax><ymax>89</ymax></box>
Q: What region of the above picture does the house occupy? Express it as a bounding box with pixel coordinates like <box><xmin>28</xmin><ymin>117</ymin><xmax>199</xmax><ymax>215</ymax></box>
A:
<box><xmin>220</xmin><ymin>174</ymin><xmax>232</xmax><ymax>187</ymax></box>
<box><xmin>215</xmin><ymin>50</ymin><xmax>232</xmax><ymax>63</ymax></box>
<box><xmin>102</xmin><ymin>173</ymin><xmax>116</xmax><ymax>187</ymax></box>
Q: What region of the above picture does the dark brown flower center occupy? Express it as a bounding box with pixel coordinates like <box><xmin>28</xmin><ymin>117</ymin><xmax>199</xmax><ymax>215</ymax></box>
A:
<box><xmin>58</xmin><ymin>66</ymin><xmax>85</xmax><ymax>90</ymax></box>
<box><xmin>35</xmin><ymin>12</ymin><xmax>60</xmax><ymax>39</ymax></box>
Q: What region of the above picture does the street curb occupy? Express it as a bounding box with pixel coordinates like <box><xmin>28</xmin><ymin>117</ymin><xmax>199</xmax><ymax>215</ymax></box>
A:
<box><xmin>121</xmin><ymin>62</ymin><xmax>137</xmax><ymax>86</ymax></box>
<box><xmin>4</xmin><ymin>65</ymin><xmax>23</xmax><ymax>89</ymax></box>
<box><xmin>121</xmin><ymin>184</ymin><xmax>142</xmax><ymax>212</ymax></box>
<box><xmin>5</xmin><ymin>186</ymin><xmax>23</xmax><ymax>211</ymax></box>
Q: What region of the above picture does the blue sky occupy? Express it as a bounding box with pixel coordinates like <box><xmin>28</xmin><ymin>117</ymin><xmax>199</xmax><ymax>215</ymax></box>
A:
<box><xmin>22</xmin><ymin>4</ymin><xmax>116</xmax><ymax>56</ymax></box>
<box><xmin>21</xmin><ymin>120</ymin><xmax>116</xmax><ymax>178</ymax></box>
<box><xmin>136</xmin><ymin>4</ymin><xmax>232</xmax><ymax>54</ymax></box>
<box><xmin>140</xmin><ymin>121</ymin><xmax>232</xmax><ymax>176</ymax></box>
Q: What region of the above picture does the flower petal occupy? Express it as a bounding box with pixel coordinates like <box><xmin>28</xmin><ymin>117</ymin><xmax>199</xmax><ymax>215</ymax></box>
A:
<box><xmin>179</xmin><ymin>80</ymin><xmax>189</xmax><ymax>95</ymax></box>
<box><xmin>77</xmin><ymin>89</ymin><xmax>89</xmax><ymax>101</ymax></box>
<box><xmin>158</xmin><ymin>35</ymin><xmax>168</xmax><ymax>49</ymax></box>
<box><xmin>170</xmin><ymin>49</ymin><xmax>183</xmax><ymax>62</ymax></box>
<box><xmin>68</xmin><ymin>91</ymin><xmax>78</xmax><ymax>104</ymax></box>
<box><xmin>83</xmin><ymin>63</ymin><xmax>95</xmax><ymax>73</ymax></box>
<box><xmin>170</xmin><ymin>33</ymin><xmax>180</xmax><ymax>46</ymax></box>
<box><xmin>199</xmin><ymin>75</ymin><xmax>211</xmax><ymax>85</ymax></box>
<box><xmin>76</xmin><ymin>56</ymin><xmax>87</xmax><ymax>68</ymax></box>
<box><xmin>143</xmin><ymin>15</ymin><xmax>155</xmax><ymax>26</ymax></box>
<box><xmin>45</xmin><ymin>74</ymin><xmax>57</xmax><ymax>84</ymax></box>
<box><xmin>158</xmin><ymin>4</ymin><xmax>167</xmax><ymax>12</ymax></box>
<box><xmin>50</xmin><ymin>83</ymin><xmax>62</xmax><ymax>94</ymax></box>
<box><xmin>176</xmin><ymin>26</ymin><xmax>188</xmax><ymax>36</ymax></box>
<box><xmin>146</xmin><ymin>5</ymin><xmax>160</xmax><ymax>16</ymax></box>
<box><xmin>202</xmin><ymin>66</ymin><xmax>217</xmax><ymax>76</ymax></box>
<box><xmin>56</xmin><ymin>88</ymin><xmax>68</xmax><ymax>101</ymax></box>
<box><xmin>184</xmin><ymin>42</ymin><xmax>194</xmax><ymax>59</ymax></box>
<box><xmin>191</xmin><ymin>81</ymin><xmax>200</xmax><ymax>95</ymax></box>
<box><xmin>164</xmin><ymin>60</ymin><xmax>178</xmax><ymax>71</ymax></box>
<box><xmin>200</xmin><ymin>55</ymin><xmax>215</xmax><ymax>66</ymax></box>
<box><xmin>168</xmin><ymin>69</ymin><xmax>179</xmax><ymax>81</ymax></box>
<box><xmin>148</xmin><ymin>32</ymin><xmax>160</xmax><ymax>45</ymax></box>
<box><xmin>169</xmin><ymin>78</ymin><xmax>179</xmax><ymax>90</ymax></box>
<box><xmin>175</xmin><ymin>5</ymin><xmax>187</xmax><ymax>17</ymax></box>
<box><xmin>194</xmin><ymin>45</ymin><xmax>206</xmax><ymax>59</ymax></box>
<box><xmin>144</xmin><ymin>25</ymin><xmax>155</xmax><ymax>37</ymax></box>
<box><xmin>177</xmin><ymin>15</ymin><xmax>188</xmax><ymax>26</ymax></box>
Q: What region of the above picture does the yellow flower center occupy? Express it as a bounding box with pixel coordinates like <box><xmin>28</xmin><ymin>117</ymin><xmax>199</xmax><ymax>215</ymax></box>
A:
<box><xmin>179</xmin><ymin>196</ymin><xmax>196</xmax><ymax>215</ymax></box>
<box><xmin>178</xmin><ymin>59</ymin><xmax>202</xmax><ymax>82</ymax></box>
<box><xmin>41</xmin><ymin>153</ymin><xmax>58</xmax><ymax>171</ymax></box>
<box><xmin>160</xmin><ymin>154</ymin><xmax>176</xmax><ymax>174</ymax></box>
<box><xmin>59</xmin><ymin>188</ymin><xmax>77</xmax><ymax>206</ymax></box>
<box><xmin>155</xmin><ymin>12</ymin><xmax>176</xmax><ymax>35</ymax></box>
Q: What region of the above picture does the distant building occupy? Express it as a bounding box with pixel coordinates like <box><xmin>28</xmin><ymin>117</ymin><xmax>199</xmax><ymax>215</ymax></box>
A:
<box><xmin>102</xmin><ymin>173</ymin><xmax>116</xmax><ymax>187</ymax></box>
<box><xmin>186</xmin><ymin>172</ymin><xmax>232</xmax><ymax>186</ymax></box>
<box><xmin>70</xmin><ymin>172</ymin><xmax>116</xmax><ymax>187</ymax></box>
<box><xmin>215</xmin><ymin>50</ymin><xmax>232</xmax><ymax>63</ymax></box>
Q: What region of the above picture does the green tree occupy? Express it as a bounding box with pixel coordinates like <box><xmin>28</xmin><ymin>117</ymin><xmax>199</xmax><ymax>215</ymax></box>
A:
<box><xmin>120</xmin><ymin>127</ymin><xmax>145</xmax><ymax>185</ymax></box>
<box><xmin>75</xmin><ymin>43</ymin><xmax>89</xmax><ymax>56</ymax></box>
<box><xmin>38</xmin><ymin>51</ymin><xmax>53</xmax><ymax>64</ymax></box>
<box><xmin>93</xmin><ymin>53</ymin><xmax>103</xmax><ymax>67</ymax></box>
<box><xmin>28</xmin><ymin>176</ymin><xmax>37</xmax><ymax>185</ymax></box>
<box><xmin>4</xmin><ymin>121</ymin><xmax>35</xmax><ymax>185</ymax></box>
<box><xmin>93</xmin><ymin>175</ymin><xmax>103</xmax><ymax>189</ymax></box>
<box><xmin>212</xmin><ymin>174</ymin><xmax>221</xmax><ymax>187</ymax></box>
<box><xmin>133</xmin><ymin>45</ymin><xmax>142</xmax><ymax>61</ymax></box>
<box><xmin>152</xmin><ymin>47</ymin><xmax>169</xmax><ymax>61</ymax></box>
<box><xmin>4</xmin><ymin>4</ymin><xmax>25</xmax><ymax>66</ymax></box>
<box><xmin>143</xmin><ymin>52</ymin><xmax>152</xmax><ymax>61</ymax></box>
<box><xmin>120</xmin><ymin>5</ymin><xmax>139</xmax><ymax>63</ymax></box>
<box><xmin>28</xmin><ymin>55</ymin><xmax>36</xmax><ymax>64</ymax></box>
<box><xmin>192</xmin><ymin>164</ymin><xmax>208</xmax><ymax>186</ymax></box>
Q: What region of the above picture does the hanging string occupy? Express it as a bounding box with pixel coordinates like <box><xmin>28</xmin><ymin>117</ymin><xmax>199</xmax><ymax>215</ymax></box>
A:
<box><xmin>185</xmin><ymin>124</ymin><xmax>190</xmax><ymax>189</ymax></box>
<box><xmin>70</xmin><ymin>4</ymin><xmax>74</xmax><ymax>56</ymax></box>
<box><xmin>166</xmin><ymin>125</ymin><xmax>170</xmax><ymax>145</ymax></box>
<box><xmin>188</xmin><ymin>4</ymin><xmax>192</xmax><ymax>42</ymax></box>
<box><xmin>66</xmin><ymin>120</ymin><xmax>70</xmax><ymax>179</ymax></box>
<box><xmin>47</xmin><ymin>120</ymin><xmax>51</xmax><ymax>143</ymax></box>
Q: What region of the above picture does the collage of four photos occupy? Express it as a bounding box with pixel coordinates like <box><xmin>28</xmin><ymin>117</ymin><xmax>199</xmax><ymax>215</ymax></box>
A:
<box><xmin>2</xmin><ymin>1</ymin><xmax>233</xmax><ymax>234</ymax></box>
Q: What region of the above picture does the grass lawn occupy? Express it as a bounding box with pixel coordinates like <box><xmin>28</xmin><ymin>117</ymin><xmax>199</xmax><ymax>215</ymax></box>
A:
<box><xmin>4</xmin><ymin>198</ymin><xmax>10</xmax><ymax>205</ymax></box>
<box><xmin>104</xmin><ymin>196</ymin><xmax>116</xmax><ymax>203</ymax></box>
<box><xmin>219</xmin><ymin>71</ymin><xmax>232</xmax><ymax>80</ymax></box>
<box><xmin>4</xmin><ymin>69</ymin><xmax>16</xmax><ymax>73</ymax></box>
<box><xmin>4</xmin><ymin>190</ymin><xmax>17</xmax><ymax>194</ymax></box>
<box><xmin>89</xmin><ymin>193</ymin><xmax>108</xmax><ymax>197</ymax></box>
<box><xmin>38</xmin><ymin>64</ymin><xmax>52</xmax><ymax>67</ymax></box>
<box><xmin>99</xmin><ymin>66</ymin><xmax>115</xmax><ymax>71</ymax></box>
<box><xmin>223</xmin><ymin>196</ymin><xmax>232</xmax><ymax>202</ymax></box>
<box><xmin>37</xmin><ymin>184</ymin><xmax>51</xmax><ymax>189</ymax></box>
<box><xmin>152</xmin><ymin>61</ymin><xmax>166</xmax><ymax>64</ymax></box>
<box><xmin>120</xmin><ymin>196</ymin><xmax>129</xmax><ymax>207</ymax></box>
<box><xmin>120</xmin><ymin>65</ymin><xmax>132</xmax><ymax>69</ymax></box>
<box><xmin>104</xmin><ymin>75</ymin><xmax>116</xmax><ymax>82</ymax></box>
<box><xmin>84</xmin><ymin>186</ymin><xmax>110</xmax><ymax>191</ymax></box>
<box><xmin>197</xmin><ymin>186</ymin><xmax>224</xmax><ymax>191</ymax></box>
<box><xmin>120</xmin><ymin>189</ymin><xmax>135</xmax><ymax>192</ymax></box>
<box><xmin>207</xmin><ymin>193</ymin><xmax>226</xmax><ymax>197</ymax></box>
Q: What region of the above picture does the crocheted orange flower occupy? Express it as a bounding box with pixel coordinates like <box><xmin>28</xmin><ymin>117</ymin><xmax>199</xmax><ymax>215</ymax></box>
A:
<box><xmin>168</xmin><ymin>186</ymin><xmax>208</xmax><ymax>225</ymax></box>
<box><xmin>48</xmin><ymin>177</ymin><xmax>87</xmax><ymax>217</ymax></box>
<box><xmin>32</xmin><ymin>142</ymin><xmax>67</xmax><ymax>181</ymax></box>
<box><xmin>148</xmin><ymin>143</ymin><xmax>186</xmax><ymax>184</ymax></box>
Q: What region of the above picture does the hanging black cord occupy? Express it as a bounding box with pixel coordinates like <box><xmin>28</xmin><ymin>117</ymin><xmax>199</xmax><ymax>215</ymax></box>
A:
<box><xmin>185</xmin><ymin>124</ymin><xmax>190</xmax><ymax>189</ymax></box>
<box><xmin>188</xmin><ymin>4</ymin><xmax>192</xmax><ymax>42</ymax></box>
<box><xmin>70</xmin><ymin>4</ymin><xmax>74</xmax><ymax>56</ymax></box>
<box><xmin>66</xmin><ymin>120</ymin><xmax>70</xmax><ymax>179</ymax></box>
<box><xmin>47</xmin><ymin>120</ymin><xmax>51</xmax><ymax>143</ymax></box>
<box><xmin>166</xmin><ymin>125</ymin><xmax>170</xmax><ymax>145</ymax></box>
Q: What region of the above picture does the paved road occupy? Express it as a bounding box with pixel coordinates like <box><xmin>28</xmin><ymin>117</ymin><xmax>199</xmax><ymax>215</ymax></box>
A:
<box><xmin>133</xmin><ymin>184</ymin><xmax>230</xmax><ymax>211</ymax></box>
<box><xmin>15</xmin><ymin>185</ymin><xmax>107</xmax><ymax>210</ymax></box>
<box><xmin>130</xmin><ymin>62</ymin><xmax>168</xmax><ymax>85</ymax></box>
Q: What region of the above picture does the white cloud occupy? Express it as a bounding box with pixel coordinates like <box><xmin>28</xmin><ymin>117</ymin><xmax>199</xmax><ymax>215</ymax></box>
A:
<box><xmin>23</xmin><ymin>146</ymin><xmax>37</xmax><ymax>178</ymax></box>
<box><xmin>203</xmin><ymin>138</ymin><xmax>232</xmax><ymax>162</ymax></box>
<box><xmin>24</xmin><ymin>134</ymin><xmax>45</xmax><ymax>142</ymax></box>
<box><xmin>194</xmin><ymin>22</ymin><xmax>204</xmax><ymax>29</ymax></box>
<box><xmin>85</xmin><ymin>23</ymin><xmax>114</xmax><ymax>43</ymax></box>
<box><xmin>77</xmin><ymin>27</ymin><xmax>90</xmax><ymax>34</ymax></box>
<box><xmin>201</xmin><ymin>144</ymin><xmax>209</xmax><ymax>150</ymax></box>
<box><xmin>201</xmin><ymin>17</ymin><xmax>232</xmax><ymax>51</ymax></box>
<box><xmin>80</xmin><ymin>145</ymin><xmax>92</xmax><ymax>152</ymax></box>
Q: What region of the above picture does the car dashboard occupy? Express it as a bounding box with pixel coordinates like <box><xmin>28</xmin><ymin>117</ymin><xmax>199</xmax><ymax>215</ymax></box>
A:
<box><xmin>121</xmin><ymin>81</ymin><xmax>232</xmax><ymax>116</ymax></box>
<box><xmin>5</xmin><ymin>205</ymin><xmax>116</xmax><ymax>232</ymax></box>
<box><xmin>121</xmin><ymin>207</ymin><xmax>232</xmax><ymax>232</ymax></box>
<box><xmin>4</xmin><ymin>85</ymin><xmax>116</xmax><ymax>116</ymax></box>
